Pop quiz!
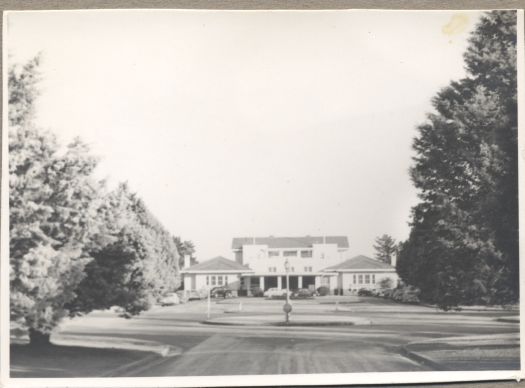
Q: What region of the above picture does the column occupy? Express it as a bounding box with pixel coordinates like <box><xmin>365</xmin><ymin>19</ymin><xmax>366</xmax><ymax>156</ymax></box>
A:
<box><xmin>260</xmin><ymin>276</ymin><xmax>265</xmax><ymax>291</ymax></box>
<box><xmin>298</xmin><ymin>276</ymin><xmax>303</xmax><ymax>289</ymax></box>
<box><xmin>277</xmin><ymin>276</ymin><xmax>282</xmax><ymax>289</ymax></box>
<box><xmin>246</xmin><ymin>276</ymin><xmax>252</xmax><ymax>296</ymax></box>
<box><xmin>314</xmin><ymin>275</ymin><xmax>321</xmax><ymax>290</ymax></box>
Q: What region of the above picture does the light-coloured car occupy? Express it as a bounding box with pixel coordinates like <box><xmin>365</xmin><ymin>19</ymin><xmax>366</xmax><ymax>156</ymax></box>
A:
<box><xmin>263</xmin><ymin>288</ymin><xmax>291</xmax><ymax>298</ymax></box>
<box><xmin>160</xmin><ymin>292</ymin><xmax>180</xmax><ymax>306</ymax></box>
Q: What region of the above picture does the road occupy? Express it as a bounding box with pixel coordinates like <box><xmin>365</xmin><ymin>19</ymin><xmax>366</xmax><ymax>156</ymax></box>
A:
<box><xmin>54</xmin><ymin>296</ymin><xmax>519</xmax><ymax>376</ymax></box>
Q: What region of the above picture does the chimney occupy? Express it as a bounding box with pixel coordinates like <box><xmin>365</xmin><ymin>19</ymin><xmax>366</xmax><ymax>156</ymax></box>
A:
<box><xmin>391</xmin><ymin>252</ymin><xmax>397</xmax><ymax>268</ymax></box>
<box><xmin>184</xmin><ymin>254</ymin><xmax>191</xmax><ymax>269</ymax></box>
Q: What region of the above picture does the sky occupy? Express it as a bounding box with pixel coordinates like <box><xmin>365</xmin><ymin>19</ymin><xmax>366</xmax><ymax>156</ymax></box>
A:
<box><xmin>6</xmin><ymin>9</ymin><xmax>482</xmax><ymax>260</ymax></box>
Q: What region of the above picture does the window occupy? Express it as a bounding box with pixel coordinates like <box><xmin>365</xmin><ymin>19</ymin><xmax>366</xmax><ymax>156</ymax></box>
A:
<box><xmin>353</xmin><ymin>274</ymin><xmax>356</xmax><ymax>284</ymax></box>
<box><xmin>206</xmin><ymin>276</ymin><xmax>209</xmax><ymax>285</ymax></box>
<box><xmin>283</xmin><ymin>250</ymin><xmax>297</xmax><ymax>257</ymax></box>
<box><xmin>268</xmin><ymin>251</ymin><xmax>279</xmax><ymax>258</ymax></box>
<box><xmin>211</xmin><ymin>276</ymin><xmax>216</xmax><ymax>286</ymax></box>
<box><xmin>218</xmin><ymin>276</ymin><xmax>223</xmax><ymax>286</ymax></box>
<box><xmin>358</xmin><ymin>274</ymin><xmax>363</xmax><ymax>284</ymax></box>
<box><xmin>365</xmin><ymin>274</ymin><xmax>370</xmax><ymax>284</ymax></box>
<box><xmin>300</xmin><ymin>250</ymin><xmax>313</xmax><ymax>258</ymax></box>
<box><xmin>225</xmin><ymin>276</ymin><xmax>229</xmax><ymax>285</ymax></box>
<box><xmin>372</xmin><ymin>274</ymin><xmax>375</xmax><ymax>284</ymax></box>
<box><xmin>304</xmin><ymin>266</ymin><xmax>313</xmax><ymax>273</ymax></box>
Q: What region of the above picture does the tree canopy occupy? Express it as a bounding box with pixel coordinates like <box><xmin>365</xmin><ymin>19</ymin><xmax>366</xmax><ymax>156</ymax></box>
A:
<box><xmin>397</xmin><ymin>11</ymin><xmax>518</xmax><ymax>309</ymax></box>
<box><xmin>9</xmin><ymin>57</ymin><xmax>182</xmax><ymax>343</ymax></box>
<box><xmin>373</xmin><ymin>234</ymin><xmax>397</xmax><ymax>265</ymax></box>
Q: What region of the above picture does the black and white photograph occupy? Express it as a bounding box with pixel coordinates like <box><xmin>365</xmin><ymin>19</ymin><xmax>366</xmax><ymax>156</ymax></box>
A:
<box><xmin>2</xmin><ymin>7</ymin><xmax>523</xmax><ymax>387</ymax></box>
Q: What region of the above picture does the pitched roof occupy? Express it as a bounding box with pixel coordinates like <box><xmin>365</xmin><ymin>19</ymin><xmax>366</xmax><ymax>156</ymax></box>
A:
<box><xmin>183</xmin><ymin>256</ymin><xmax>252</xmax><ymax>272</ymax></box>
<box><xmin>231</xmin><ymin>236</ymin><xmax>349</xmax><ymax>250</ymax></box>
<box><xmin>323</xmin><ymin>255</ymin><xmax>395</xmax><ymax>271</ymax></box>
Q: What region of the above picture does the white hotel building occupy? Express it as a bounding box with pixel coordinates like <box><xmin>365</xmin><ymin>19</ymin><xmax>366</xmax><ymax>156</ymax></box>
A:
<box><xmin>232</xmin><ymin>236</ymin><xmax>349</xmax><ymax>292</ymax></box>
<box><xmin>181</xmin><ymin>236</ymin><xmax>398</xmax><ymax>295</ymax></box>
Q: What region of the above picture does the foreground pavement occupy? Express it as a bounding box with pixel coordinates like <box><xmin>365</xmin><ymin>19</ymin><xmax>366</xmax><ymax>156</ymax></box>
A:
<box><xmin>10</xmin><ymin>296</ymin><xmax>520</xmax><ymax>377</ymax></box>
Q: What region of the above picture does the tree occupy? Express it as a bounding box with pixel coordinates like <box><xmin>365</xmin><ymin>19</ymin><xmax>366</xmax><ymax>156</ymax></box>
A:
<box><xmin>373</xmin><ymin>234</ymin><xmax>397</xmax><ymax>265</ymax></box>
<box><xmin>174</xmin><ymin>236</ymin><xmax>197</xmax><ymax>268</ymax></box>
<box><xmin>9</xmin><ymin>57</ymin><xmax>104</xmax><ymax>344</ymax></box>
<box><xmin>9</xmin><ymin>57</ymin><xmax>182</xmax><ymax>343</ymax></box>
<box><xmin>398</xmin><ymin>11</ymin><xmax>518</xmax><ymax>309</ymax></box>
<box><xmin>70</xmin><ymin>184</ymin><xmax>181</xmax><ymax>317</ymax></box>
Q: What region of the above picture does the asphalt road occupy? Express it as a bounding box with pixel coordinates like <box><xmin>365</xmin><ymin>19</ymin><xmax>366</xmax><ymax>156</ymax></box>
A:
<box><xmin>54</xmin><ymin>296</ymin><xmax>520</xmax><ymax>376</ymax></box>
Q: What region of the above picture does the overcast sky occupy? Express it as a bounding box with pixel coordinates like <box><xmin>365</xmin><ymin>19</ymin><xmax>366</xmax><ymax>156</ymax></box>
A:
<box><xmin>7</xmin><ymin>10</ymin><xmax>482</xmax><ymax>261</ymax></box>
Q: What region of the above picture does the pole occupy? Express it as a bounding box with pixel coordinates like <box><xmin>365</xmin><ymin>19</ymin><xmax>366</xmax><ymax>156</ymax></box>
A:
<box><xmin>207</xmin><ymin>288</ymin><xmax>211</xmax><ymax>319</ymax></box>
<box><xmin>286</xmin><ymin>271</ymin><xmax>290</xmax><ymax>323</ymax></box>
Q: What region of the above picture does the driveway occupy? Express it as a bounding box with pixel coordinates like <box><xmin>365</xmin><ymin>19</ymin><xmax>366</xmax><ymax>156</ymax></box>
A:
<box><xmin>12</xmin><ymin>296</ymin><xmax>520</xmax><ymax>376</ymax></box>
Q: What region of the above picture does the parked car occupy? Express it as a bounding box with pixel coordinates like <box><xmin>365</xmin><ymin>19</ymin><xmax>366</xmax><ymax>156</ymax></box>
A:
<box><xmin>291</xmin><ymin>288</ymin><xmax>315</xmax><ymax>299</ymax></box>
<box><xmin>211</xmin><ymin>286</ymin><xmax>234</xmax><ymax>298</ymax></box>
<box><xmin>378</xmin><ymin>288</ymin><xmax>394</xmax><ymax>298</ymax></box>
<box><xmin>316</xmin><ymin>286</ymin><xmax>330</xmax><ymax>296</ymax></box>
<box><xmin>357</xmin><ymin>288</ymin><xmax>374</xmax><ymax>297</ymax></box>
<box><xmin>263</xmin><ymin>288</ymin><xmax>291</xmax><ymax>299</ymax></box>
<box><xmin>159</xmin><ymin>292</ymin><xmax>180</xmax><ymax>306</ymax></box>
<box><xmin>249</xmin><ymin>286</ymin><xmax>264</xmax><ymax>297</ymax></box>
<box><xmin>179</xmin><ymin>289</ymin><xmax>206</xmax><ymax>301</ymax></box>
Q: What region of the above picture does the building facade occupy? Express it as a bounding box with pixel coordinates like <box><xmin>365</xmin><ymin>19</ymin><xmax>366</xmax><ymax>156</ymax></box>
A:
<box><xmin>322</xmin><ymin>254</ymin><xmax>399</xmax><ymax>293</ymax></box>
<box><xmin>181</xmin><ymin>256</ymin><xmax>253</xmax><ymax>292</ymax></box>
<box><xmin>231</xmin><ymin>236</ymin><xmax>349</xmax><ymax>293</ymax></box>
<box><xmin>181</xmin><ymin>236</ymin><xmax>399</xmax><ymax>295</ymax></box>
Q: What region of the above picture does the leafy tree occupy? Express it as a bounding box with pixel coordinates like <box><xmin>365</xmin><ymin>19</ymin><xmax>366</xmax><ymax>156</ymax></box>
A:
<box><xmin>9</xmin><ymin>57</ymin><xmax>104</xmax><ymax>344</ymax></box>
<box><xmin>373</xmin><ymin>234</ymin><xmax>397</xmax><ymax>264</ymax></box>
<box><xmin>70</xmin><ymin>184</ymin><xmax>181</xmax><ymax>317</ymax></box>
<box><xmin>10</xmin><ymin>57</ymin><xmax>182</xmax><ymax>344</ymax></box>
<box><xmin>174</xmin><ymin>236</ymin><xmax>197</xmax><ymax>267</ymax></box>
<box><xmin>398</xmin><ymin>11</ymin><xmax>518</xmax><ymax>309</ymax></box>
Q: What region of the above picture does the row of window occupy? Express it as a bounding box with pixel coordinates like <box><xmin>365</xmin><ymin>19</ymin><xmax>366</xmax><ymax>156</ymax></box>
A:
<box><xmin>268</xmin><ymin>266</ymin><xmax>313</xmax><ymax>273</ymax></box>
<box><xmin>268</xmin><ymin>250</ymin><xmax>313</xmax><ymax>258</ymax></box>
<box><xmin>353</xmin><ymin>274</ymin><xmax>376</xmax><ymax>284</ymax></box>
<box><xmin>206</xmin><ymin>275</ymin><xmax>229</xmax><ymax>286</ymax></box>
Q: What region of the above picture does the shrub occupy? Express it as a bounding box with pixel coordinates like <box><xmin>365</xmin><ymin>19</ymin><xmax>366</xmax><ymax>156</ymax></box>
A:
<box><xmin>390</xmin><ymin>285</ymin><xmax>420</xmax><ymax>304</ymax></box>
<box><xmin>379</xmin><ymin>277</ymin><xmax>394</xmax><ymax>289</ymax></box>
<box><xmin>317</xmin><ymin>286</ymin><xmax>330</xmax><ymax>296</ymax></box>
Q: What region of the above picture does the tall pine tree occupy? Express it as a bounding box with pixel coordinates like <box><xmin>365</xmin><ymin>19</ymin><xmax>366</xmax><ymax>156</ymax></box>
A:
<box><xmin>397</xmin><ymin>11</ymin><xmax>518</xmax><ymax>309</ymax></box>
<box><xmin>9</xmin><ymin>58</ymin><xmax>104</xmax><ymax>344</ymax></box>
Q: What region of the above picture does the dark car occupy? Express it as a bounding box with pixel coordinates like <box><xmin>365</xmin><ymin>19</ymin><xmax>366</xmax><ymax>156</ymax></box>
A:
<box><xmin>357</xmin><ymin>288</ymin><xmax>374</xmax><ymax>297</ymax></box>
<box><xmin>291</xmin><ymin>288</ymin><xmax>315</xmax><ymax>299</ymax></box>
<box><xmin>211</xmin><ymin>286</ymin><xmax>233</xmax><ymax>298</ymax></box>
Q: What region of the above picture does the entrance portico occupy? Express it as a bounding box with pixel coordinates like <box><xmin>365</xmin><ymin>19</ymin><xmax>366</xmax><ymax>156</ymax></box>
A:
<box><xmin>242</xmin><ymin>274</ymin><xmax>320</xmax><ymax>292</ymax></box>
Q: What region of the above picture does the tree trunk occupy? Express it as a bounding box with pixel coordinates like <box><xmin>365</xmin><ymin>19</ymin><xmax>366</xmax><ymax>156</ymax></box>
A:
<box><xmin>28</xmin><ymin>328</ymin><xmax>51</xmax><ymax>346</ymax></box>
